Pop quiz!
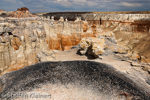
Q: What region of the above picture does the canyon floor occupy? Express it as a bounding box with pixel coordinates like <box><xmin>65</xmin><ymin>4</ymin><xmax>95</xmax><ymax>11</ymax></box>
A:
<box><xmin>41</xmin><ymin>46</ymin><xmax>150</xmax><ymax>84</ymax></box>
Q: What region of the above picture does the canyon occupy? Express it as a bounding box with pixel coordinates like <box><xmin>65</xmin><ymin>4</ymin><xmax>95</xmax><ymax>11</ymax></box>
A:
<box><xmin>0</xmin><ymin>11</ymin><xmax>150</xmax><ymax>74</ymax></box>
<box><xmin>0</xmin><ymin>8</ymin><xmax>150</xmax><ymax>99</ymax></box>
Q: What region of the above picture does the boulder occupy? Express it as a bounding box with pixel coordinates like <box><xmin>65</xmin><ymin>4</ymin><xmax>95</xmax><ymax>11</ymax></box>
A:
<box><xmin>142</xmin><ymin>65</ymin><xmax>150</xmax><ymax>72</ymax></box>
<box><xmin>131</xmin><ymin>61</ymin><xmax>141</xmax><ymax>67</ymax></box>
<box><xmin>128</xmin><ymin>51</ymin><xmax>140</xmax><ymax>61</ymax></box>
<box><xmin>79</xmin><ymin>37</ymin><xmax>105</xmax><ymax>58</ymax></box>
<box><xmin>79</xmin><ymin>38</ymin><xmax>90</xmax><ymax>54</ymax></box>
<box><xmin>115</xmin><ymin>54</ymin><xmax>129</xmax><ymax>61</ymax></box>
<box><xmin>36</xmin><ymin>50</ymin><xmax>55</xmax><ymax>62</ymax></box>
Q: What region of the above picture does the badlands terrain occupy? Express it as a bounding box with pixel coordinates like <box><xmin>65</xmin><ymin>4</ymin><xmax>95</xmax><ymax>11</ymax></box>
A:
<box><xmin>0</xmin><ymin>7</ymin><xmax>150</xmax><ymax>99</ymax></box>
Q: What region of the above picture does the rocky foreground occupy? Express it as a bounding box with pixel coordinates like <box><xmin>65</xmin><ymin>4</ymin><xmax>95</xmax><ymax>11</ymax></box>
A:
<box><xmin>0</xmin><ymin>61</ymin><xmax>150</xmax><ymax>100</ymax></box>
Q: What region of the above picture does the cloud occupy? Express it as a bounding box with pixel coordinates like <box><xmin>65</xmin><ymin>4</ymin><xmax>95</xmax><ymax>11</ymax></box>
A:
<box><xmin>0</xmin><ymin>0</ymin><xmax>150</xmax><ymax>13</ymax></box>
<box><xmin>53</xmin><ymin>0</ymin><xmax>72</xmax><ymax>7</ymax></box>
<box><xmin>86</xmin><ymin>1</ymin><xmax>97</xmax><ymax>6</ymax></box>
<box><xmin>119</xmin><ymin>2</ymin><xmax>142</xmax><ymax>7</ymax></box>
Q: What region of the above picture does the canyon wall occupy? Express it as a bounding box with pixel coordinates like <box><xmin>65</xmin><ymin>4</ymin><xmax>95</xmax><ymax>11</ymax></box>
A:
<box><xmin>0</xmin><ymin>16</ymin><xmax>97</xmax><ymax>75</ymax></box>
<box><xmin>43</xmin><ymin>13</ymin><xmax>150</xmax><ymax>32</ymax></box>
<box><xmin>1</xmin><ymin>13</ymin><xmax>150</xmax><ymax>75</ymax></box>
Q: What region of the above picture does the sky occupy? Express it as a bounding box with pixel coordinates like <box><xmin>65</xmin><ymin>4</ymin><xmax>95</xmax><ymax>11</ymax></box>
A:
<box><xmin>0</xmin><ymin>0</ymin><xmax>150</xmax><ymax>13</ymax></box>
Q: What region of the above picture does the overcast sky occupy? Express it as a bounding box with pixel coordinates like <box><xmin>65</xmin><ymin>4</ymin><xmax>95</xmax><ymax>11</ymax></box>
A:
<box><xmin>0</xmin><ymin>0</ymin><xmax>150</xmax><ymax>13</ymax></box>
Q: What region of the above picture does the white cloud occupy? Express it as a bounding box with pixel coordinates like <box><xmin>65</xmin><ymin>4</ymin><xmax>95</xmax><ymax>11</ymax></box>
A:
<box><xmin>120</xmin><ymin>2</ymin><xmax>142</xmax><ymax>7</ymax></box>
<box><xmin>53</xmin><ymin>0</ymin><xmax>72</xmax><ymax>7</ymax></box>
<box><xmin>87</xmin><ymin>1</ymin><xmax>97</xmax><ymax>6</ymax></box>
<box><xmin>73</xmin><ymin>0</ymin><xmax>86</xmax><ymax>3</ymax></box>
<box><xmin>0</xmin><ymin>0</ymin><xmax>150</xmax><ymax>12</ymax></box>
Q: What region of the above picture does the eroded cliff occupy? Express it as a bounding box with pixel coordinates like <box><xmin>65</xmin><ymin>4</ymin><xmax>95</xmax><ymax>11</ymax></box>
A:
<box><xmin>0</xmin><ymin>12</ymin><xmax>150</xmax><ymax>76</ymax></box>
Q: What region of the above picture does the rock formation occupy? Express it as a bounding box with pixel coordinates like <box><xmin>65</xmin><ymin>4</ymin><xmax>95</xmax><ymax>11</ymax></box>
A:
<box><xmin>82</xmin><ymin>20</ymin><xmax>89</xmax><ymax>32</ymax></box>
<box><xmin>0</xmin><ymin>12</ymin><xmax>150</xmax><ymax>100</ymax></box>
<box><xmin>9</xmin><ymin>7</ymin><xmax>36</xmax><ymax>18</ymax></box>
<box><xmin>79</xmin><ymin>37</ymin><xmax>105</xmax><ymax>58</ymax></box>
<box><xmin>0</xmin><ymin>12</ymin><xmax>150</xmax><ymax>77</ymax></box>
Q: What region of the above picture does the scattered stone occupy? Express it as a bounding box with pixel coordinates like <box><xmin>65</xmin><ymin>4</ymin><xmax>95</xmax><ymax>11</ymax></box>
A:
<box><xmin>140</xmin><ymin>56</ymin><xmax>149</xmax><ymax>63</ymax></box>
<box><xmin>141</xmin><ymin>65</ymin><xmax>150</xmax><ymax>72</ymax></box>
<box><xmin>126</xmin><ymin>71</ymin><xmax>131</xmax><ymax>74</ymax></box>
<box><xmin>128</xmin><ymin>51</ymin><xmax>140</xmax><ymax>61</ymax></box>
<box><xmin>115</xmin><ymin>54</ymin><xmax>129</xmax><ymax>61</ymax></box>
<box><xmin>131</xmin><ymin>61</ymin><xmax>141</xmax><ymax>67</ymax></box>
